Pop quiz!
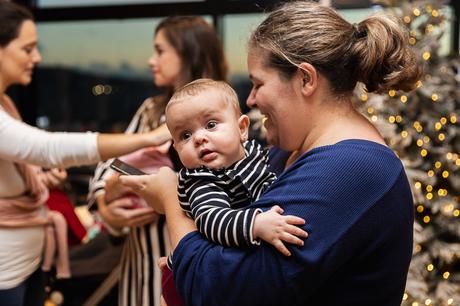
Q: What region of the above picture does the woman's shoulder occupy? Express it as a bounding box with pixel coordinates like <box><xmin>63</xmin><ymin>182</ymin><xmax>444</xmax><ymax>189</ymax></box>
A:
<box><xmin>139</xmin><ymin>95</ymin><xmax>167</xmax><ymax>110</ymax></box>
<box><xmin>282</xmin><ymin>139</ymin><xmax>404</xmax><ymax>189</ymax></box>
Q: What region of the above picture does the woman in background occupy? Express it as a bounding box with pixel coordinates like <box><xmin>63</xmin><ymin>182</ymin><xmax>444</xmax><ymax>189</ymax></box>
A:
<box><xmin>0</xmin><ymin>2</ymin><xmax>171</xmax><ymax>306</ymax></box>
<box><xmin>87</xmin><ymin>16</ymin><xmax>228</xmax><ymax>306</ymax></box>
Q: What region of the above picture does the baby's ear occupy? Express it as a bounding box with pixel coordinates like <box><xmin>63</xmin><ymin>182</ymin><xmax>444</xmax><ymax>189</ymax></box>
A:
<box><xmin>238</xmin><ymin>115</ymin><xmax>250</xmax><ymax>142</ymax></box>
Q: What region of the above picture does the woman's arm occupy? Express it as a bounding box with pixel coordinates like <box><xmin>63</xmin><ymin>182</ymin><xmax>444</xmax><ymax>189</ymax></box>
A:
<box><xmin>0</xmin><ymin>108</ymin><xmax>170</xmax><ymax>168</ymax></box>
<box><xmin>96</xmin><ymin>124</ymin><xmax>170</xmax><ymax>160</ymax></box>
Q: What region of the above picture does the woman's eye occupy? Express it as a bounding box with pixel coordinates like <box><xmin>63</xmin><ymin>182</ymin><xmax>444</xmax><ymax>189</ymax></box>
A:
<box><xmin>23</xmin><ymin>47</ymin><xmax>33</xmax><ymax>54</ymax></box>
<box><xmin>180</xmin><ymin>132</ymin><xmax>191</xmax><ymax>141</ymax></box>
<box><xmin>206</xmin><ymin>121</ymin><xmax>217</xmax><ymax>129</ymax></box>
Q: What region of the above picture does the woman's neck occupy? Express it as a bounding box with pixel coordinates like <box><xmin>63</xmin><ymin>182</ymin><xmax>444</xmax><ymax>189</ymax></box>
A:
<box><xmin>297</xmin><ymin>97</ymin><xmax>384</xmax><ymax>154</ymax></box>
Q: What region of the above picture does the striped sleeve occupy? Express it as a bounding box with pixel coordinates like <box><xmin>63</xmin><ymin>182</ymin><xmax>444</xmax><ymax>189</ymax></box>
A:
<box><xmin>179</xmin><ymin>173</ymin><xmax>261</xmax><ymax>247</ymax></box>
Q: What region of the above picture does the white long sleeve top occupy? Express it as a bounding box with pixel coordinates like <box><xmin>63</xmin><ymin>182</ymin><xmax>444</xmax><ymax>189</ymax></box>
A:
<box><xmin>0</xmin><ymin>106</ymin><xmax>100</xmax><ymax>289</ymax></box>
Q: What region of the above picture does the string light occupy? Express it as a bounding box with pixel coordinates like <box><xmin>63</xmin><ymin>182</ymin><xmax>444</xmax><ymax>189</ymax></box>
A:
<box><xmin>425</xmin><ymin>4</ymin><xmax>433</xmax><ymax>12</ymax></box>
<box><xmin>454</xmin><ymin>209</ymin><xmax>460</xmax><ymax>217</ymax></box>
<box><xmin>438</xmin><ymin>133</ymin><xmax>445</xmax><ymax>141</ymax></box>
<box><xmin>426</xmin><ymin>264</ymin><xmax>434</xmax><ymax>271</ymax></box>
<box><xmin>420</xmin><ymin>149</ymin><xmax>427</xmax><ymax>157</ymax></box>
<box><xmin>389</xmin><ymin>116</ymin><xmax>396</xmax><ymax>123</ymax></box>
<box><xmin>431</xmin><ymin>94</ymin><xmax>438</xmax><ymax>101</ymax></box>
<box><xmin>417</xmin><ymin>205</ymin><xmax>424</xmax><ymax>213</ymax></box>
<box><xmin>423</xmin><ymin>215</ymin><xmax>431</xmax><ymax>222</ymax></box>
<box><xmin>424</xmin><ymin>299</ymin><xmax>432</xmax><ymax>305</ymax></box>
<box><xmin>425</xmin><ymin>24</ymin><xmax>434</xmax><ymax>34</ymax></box>
<box><xmin>423</xmin><ymin>136</ymin><xmax>430</xmax><ymax>143</ymax></box>
<box><xmin>403</xmin><ymin>16</ymin><xmax>411</xmax><ymax>23</ymax></box>
<box><xmin>442</xmin><ymin>272</ymin><xmax>449</xmax><ymax>279</ymax></box>
<box><xmin>400</xmin><ymin>95</ymin><xmax>408</xmax><ymax>103</ymax></box>
<box><xmin>431</xmin><ymin>10</ymin><xmax>439</xmax><ymax>17</ymax></box>
<box><xmin>443</xmin><ymin>204</ymin><xmax>454</xmax><ymax>213</ymax></box>
<box><xmin>427</xmin><ymin>170</ymin><xmax>434</xmax><ymax>177</ymax></box>
<box><xmin>413</xmin><ymin>8</ymin><xmax>421</xmax><ymax>16</ymax></box>
<box><xmin>415</xmin><ymin>182</ymin><xmax>422</xmax><ymax>189</ymax></box>
<box><xmin>401</xmin><ymin>131</ymin><xmax>408</xmax><ymax>138</ymax></box>
<box><xmin>426</xmin><ymin>185</ymin><xmax>433</xmax><ymax>192</ymax></box>
<box><xmin>450</xmin><ymin>115</ymin><xmax>457</xmax><ymax>123</ymax></box>
<box><xmin>434</xmin><ymin>161</ymin><xmax>441</xmax><ymax>168</ymax></box>
<box><xmin>435</xmin><ymin>122</ymin><xmax>442</xmax><ymax>130</ymax></box>
<box><xmin>422</xmin><ymin>51</ymin><xmax>431</xmax><ymax>60</ymax></box>
<box><xmin>389</xmin><ymin>89</ymin><xmax>396</xmax><ymax>97</ymax></box>
<box><xmin>447</xmin><ymin>299</ymin><xmax>454</xmax><ymax>305</ymax></box>
<box><xmin>440</xmin><ymin>117</ymin><xmax>447</xmax><ymax>124</ymax></box>
<box><xmin>360</xmin><ymin>93</ymin><xmax>368</xmax><ymax>102</ymax></box>
<box><xmin>442</xmin><ymin>171</ymin><xmax>449</xmax><ymax>178</ymax></box>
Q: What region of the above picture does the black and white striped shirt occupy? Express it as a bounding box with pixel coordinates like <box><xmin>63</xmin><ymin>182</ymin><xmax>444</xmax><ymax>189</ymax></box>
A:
<box><xmin>178</xmin><ymin>140</ymin><xmax>277</xmax><ymax>247</ymax></box>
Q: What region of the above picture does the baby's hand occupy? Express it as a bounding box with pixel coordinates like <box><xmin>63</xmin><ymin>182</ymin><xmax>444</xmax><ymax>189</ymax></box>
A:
<box><xmin>253</xmin><ymin>205</ymin><xmax>308</xmax><ymax>256</ymax></box>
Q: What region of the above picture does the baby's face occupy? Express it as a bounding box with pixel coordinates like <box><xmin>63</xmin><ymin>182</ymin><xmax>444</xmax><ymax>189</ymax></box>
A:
<box><xmin>166</xmin><ymin>90</ymin><xmax>248</xmax><ymax>169</ymax></box>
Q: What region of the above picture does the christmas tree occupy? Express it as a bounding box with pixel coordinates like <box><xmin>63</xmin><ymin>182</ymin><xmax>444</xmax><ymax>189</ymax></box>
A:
<box><xmin>356</xmin><ymin>1</ymin><xmax>460</xmax><ymax>305</ymax></box>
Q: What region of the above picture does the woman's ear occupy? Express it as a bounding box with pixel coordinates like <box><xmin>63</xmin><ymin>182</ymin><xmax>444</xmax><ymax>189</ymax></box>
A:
<box><xmin>297</xmin><ymin>62</ymin><xmax>318</xmax><ymax>97</ymax></box>
<box><xmin>238</xmin><ymin>114</ymin><xmax>250</xmax><ymax>142</ymax></box>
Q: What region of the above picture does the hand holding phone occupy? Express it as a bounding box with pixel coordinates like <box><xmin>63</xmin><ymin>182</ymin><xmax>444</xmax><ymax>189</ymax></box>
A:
<box><xmin>110</xmin><ymin>158</ymin><xmax>146</xmax><ymax>176</ymax></box>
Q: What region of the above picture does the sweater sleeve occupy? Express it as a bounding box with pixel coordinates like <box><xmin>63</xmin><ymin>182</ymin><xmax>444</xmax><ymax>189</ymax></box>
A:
<box><xmin>0</xmin><ymin>109</ymin><xmax>99</xmax><ymax>168</ymax></box>
<box><xmin>179</xmin><ymin>174</ymin><xmax>260</xmax><ymax>247</ymax></box>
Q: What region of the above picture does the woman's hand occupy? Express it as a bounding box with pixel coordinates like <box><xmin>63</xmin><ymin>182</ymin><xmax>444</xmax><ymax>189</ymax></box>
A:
<box><xmin>121</xmin><ymin>167</ymin><xmax>196</xmax><ymax>248</ymax></box>
<box><xmin>119</xmin><ymin>167</ymin><xmax>178</xmax><ymax>214</ymax></box>
<box><xmin>145</xmin><ymin>123</ymin><xmax>172</xmax><ymax>147</ymax></box>
<box><xmin>39</xmin><ymin>168</ymin><xmax>68</xmax><ymax>189</ymax></box>
<box><xmin>97</xmin><ymin>195</ymin><xmax>159</xmax><ymax>229</ymax></box>
<box><xmin>104</xmin><ymin>173</ymin><xmax>133</xmax><ymax>203</ymax></box>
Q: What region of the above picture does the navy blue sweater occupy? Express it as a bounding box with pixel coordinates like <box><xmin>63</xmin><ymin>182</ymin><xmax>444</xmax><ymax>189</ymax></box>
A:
<box><xmin>173</xmin><ymin>140</ymin><xmax>414</xmax><ymax>306</ymax></box>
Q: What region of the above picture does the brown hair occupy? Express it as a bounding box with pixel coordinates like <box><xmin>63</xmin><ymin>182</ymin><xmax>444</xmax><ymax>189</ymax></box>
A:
<box><xmin>156</xmin><ymin>16</ymin><xmax>228</xmax><ymax>87</ymax></box>
<box><xmin>249</xmin><ymin>1</ymin><xmax>422</xmax><ymax>95</ymax></box>
<box><xmin>167</xmin><ymin>78</ymin><xmax>241</xmax><ymax>116</ymax></box>
<box><xmin>0</xmin><ymin>1</ymin><xmax>34</xmax><ymax>47</ymax></box>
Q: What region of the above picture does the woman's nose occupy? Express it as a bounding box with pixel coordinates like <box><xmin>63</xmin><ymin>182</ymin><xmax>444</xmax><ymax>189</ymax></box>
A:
<box><xmin>148</xmin><ymin>54</ymin><xmax>156</xmax><ymax>67</ymax></box>
<box><xmin>246</xmin><ymin>89</ymin><xmax>256</xmax><ymax>108</ymax></box>
<box><xmin>32</xmin><ymin>48</ymin><xmax>42</xmax><ymax>64</ymax></box>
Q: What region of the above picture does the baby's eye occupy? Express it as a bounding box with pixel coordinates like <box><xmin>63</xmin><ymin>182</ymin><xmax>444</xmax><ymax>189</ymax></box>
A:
<box><xmin>180</xmin><ymin>131</ymin><xmax>191</xmax><ymax>140</ymax></box>
<box><xmin>206</xmin><ymin>121</ymin><xmax>217</xmax><ymax>129</ymax></box>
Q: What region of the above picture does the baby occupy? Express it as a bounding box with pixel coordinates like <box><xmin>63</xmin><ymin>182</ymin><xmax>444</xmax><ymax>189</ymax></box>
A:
<box><xmin>165</xmin><ymin>78</ymin><xmax>308</xmax><ymax>256</ymax></box>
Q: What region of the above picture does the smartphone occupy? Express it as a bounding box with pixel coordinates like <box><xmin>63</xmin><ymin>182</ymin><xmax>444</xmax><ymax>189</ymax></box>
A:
<box><xmin>109</xmin><ymin>158</ymin><xmax>146</xmax><ymax>176</ymax></box>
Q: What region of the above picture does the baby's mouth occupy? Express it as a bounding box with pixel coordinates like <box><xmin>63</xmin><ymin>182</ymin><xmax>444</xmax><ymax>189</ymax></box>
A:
<box><xmin>200</xmin><ymin>148</ymin><xmax>213</xmax><ymax>159</ymax></box>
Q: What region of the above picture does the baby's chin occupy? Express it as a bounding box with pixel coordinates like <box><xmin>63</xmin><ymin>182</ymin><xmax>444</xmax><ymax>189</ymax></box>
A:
<box><xmin>185</xmin><ymin>161</ymin><xmax>226</xmax><ymax>170</ymax></box>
